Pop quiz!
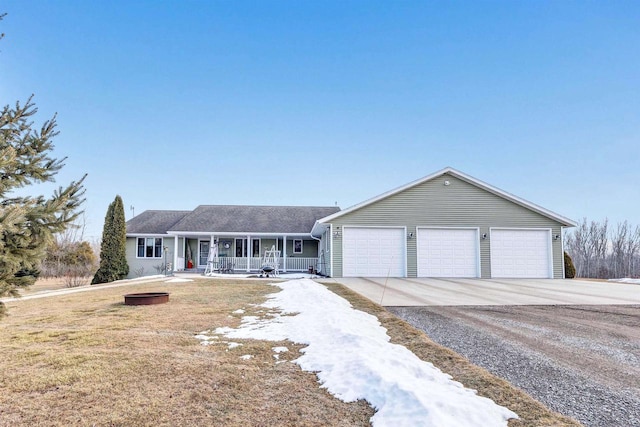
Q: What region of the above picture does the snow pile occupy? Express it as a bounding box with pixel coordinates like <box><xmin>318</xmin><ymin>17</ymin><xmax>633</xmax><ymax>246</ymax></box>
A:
<box><xmin>213</xmin><ymin>278</ymin><xmax>517</xmax><ymax>426</ymax></box>
<box><xmin>609</xmin><ymin>278</ymin><xmax>640</xmax><ymax>285</ymax></box>
<box><xmin>165</xmin><ymin>278</ymin><xmax>193</xmax><ymax>283</ymax></box>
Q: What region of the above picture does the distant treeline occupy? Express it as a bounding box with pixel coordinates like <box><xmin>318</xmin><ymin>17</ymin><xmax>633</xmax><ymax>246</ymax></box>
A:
<box><xmin>565</xmin><ymin>219</ymin><xmax>640</xmax><ymax>279</ymax></box>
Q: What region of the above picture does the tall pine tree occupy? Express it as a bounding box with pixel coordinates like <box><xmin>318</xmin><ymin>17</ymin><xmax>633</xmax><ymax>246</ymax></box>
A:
<box><xmin>1</xmin><ymin>14</ymin><xmax>86</xmax><ymax>317</ymax></box>
<box><xmin>92</xmin><ymin>195</ymin><xmax>128</xmax><ymax>284</ymax></box>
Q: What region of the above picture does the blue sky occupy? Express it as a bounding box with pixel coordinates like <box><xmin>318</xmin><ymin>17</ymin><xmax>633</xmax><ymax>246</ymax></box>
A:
<box><xmin>2</xmin><ymin>1</ymin><xmax>639</xmax><ymax>240</ymax></box>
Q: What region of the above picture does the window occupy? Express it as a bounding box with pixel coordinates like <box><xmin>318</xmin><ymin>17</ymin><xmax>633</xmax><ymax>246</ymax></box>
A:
<box><xmin>137</xmin><ymin>237</ymin><xmax>163</xmax><ymax>258</ymax></box>
<box><xmin>293</xmin><ymin>239</ymin><xmax>303</xmax><ymax>254</ymax></box>
<box><xmin>252</xmin><ymin>239</ymin><xmax>261</xmax><ymax>257</ymax></box>
<box><xmin>235</xmin><ymin>238</ymin><xmax>247</xmax><ymax>257</ymax></box>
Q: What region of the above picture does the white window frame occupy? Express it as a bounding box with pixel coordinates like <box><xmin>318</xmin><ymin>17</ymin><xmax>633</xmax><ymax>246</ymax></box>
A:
<box><xmin>235</xmin><ymin>238</ymin><xmax>247</xmax><ymax>257</ymax></box>
<box><xmin>136</xmin><ymin>237</ymin><xmax>163</xmax><ymax>259</ymax></box>
<box><xmin>251</xmin><ymin>238</ymin><xmax>261</xmax><ymax>257</ymax></box>
<box><xmin>293</xmin><ymin>239</ymin><xmax>303</xmax><ymax>254</ymax></box>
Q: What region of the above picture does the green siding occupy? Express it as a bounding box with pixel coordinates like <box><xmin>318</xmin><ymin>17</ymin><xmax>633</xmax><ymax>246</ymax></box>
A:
<box><xmin>328</xmin><ymin>173</ymin><xmax>565</xmax><ymax>278</ymax></box>
<box><xmin>126</xmin><ymin>236</ymin><xmax>175</xmax><ymax>278</ymax></box>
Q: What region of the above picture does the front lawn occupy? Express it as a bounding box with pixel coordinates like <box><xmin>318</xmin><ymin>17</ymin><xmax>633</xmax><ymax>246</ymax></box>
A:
<box><xmin>0</xmin><ymin>277</ymin><xmax>580</xmax><ymax>426</ymax></box>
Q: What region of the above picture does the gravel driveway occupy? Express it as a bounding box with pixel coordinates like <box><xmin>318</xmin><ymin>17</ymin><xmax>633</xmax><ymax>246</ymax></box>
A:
<box><xmin>387</xmin><ymin>305</ymin><xmax>640</xmax><ymax>427</ymax></box>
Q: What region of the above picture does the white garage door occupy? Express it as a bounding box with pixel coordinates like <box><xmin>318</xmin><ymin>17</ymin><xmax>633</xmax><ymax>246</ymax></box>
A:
<box><xmin>417</xmin><ymin>228</ymin><xmax>479</xmax><ymax>277</ymax></box>
<box><xmin>491</xmin><ymin>229</ymin><xmax>551</xmax><ymax>278</ymax></box>
<box><xmin>342</xmin><ymin>227</ymin><xmax>405</xmax><ymax>277</ymax></box>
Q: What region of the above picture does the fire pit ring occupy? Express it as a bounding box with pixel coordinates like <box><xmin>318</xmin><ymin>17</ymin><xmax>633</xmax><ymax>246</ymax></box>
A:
<box><xmin>124</xmin><ymin>292</ymin><xmax>169</xmax><ymax>306</ymax></box>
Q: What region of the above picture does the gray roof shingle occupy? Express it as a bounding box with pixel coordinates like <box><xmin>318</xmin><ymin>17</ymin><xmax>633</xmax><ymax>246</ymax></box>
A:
<box><xmin>126</xmin><ymin>210</ymin><xmax>191</xmax><ymax>234</ymax></box>
<box><xmin>127</xmin><ymin>205</ymin><xmax>340</xmax><ymax>235</ymax></box>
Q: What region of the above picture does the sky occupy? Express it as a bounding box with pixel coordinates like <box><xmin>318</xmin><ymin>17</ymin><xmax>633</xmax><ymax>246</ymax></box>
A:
<box><xmin>205</xmin><ymin>278</ymin><xmax>517</xmax><ymax>426</ymax></box>
<box><xmin>2</xmin><ymin>1</ymin><xmax>639</xmax><ymax>241</ymax></box>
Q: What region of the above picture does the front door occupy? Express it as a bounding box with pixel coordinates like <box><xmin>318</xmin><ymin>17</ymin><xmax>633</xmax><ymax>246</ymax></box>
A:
<box><xmin>199</xmin><ymin>241</ymin><xmax>210</xmax><ymax>267</ymax></box>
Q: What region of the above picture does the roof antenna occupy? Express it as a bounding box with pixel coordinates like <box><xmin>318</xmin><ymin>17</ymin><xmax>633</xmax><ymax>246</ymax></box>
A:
<box><xmin>130</xmin><ymin>205</ymin><xmax>135</xmax><ymax>218</ymax></box>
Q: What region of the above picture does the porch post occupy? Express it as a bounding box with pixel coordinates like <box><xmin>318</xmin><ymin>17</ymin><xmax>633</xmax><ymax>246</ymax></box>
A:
<box><xmin>173</xmin><ymin>235</ymin><xmax>179</xmax><ymax>273</ymax></box>
<box><xmin>246</xmin><ymin>235</ymin><xmax>251</xmax><ymax>272</ymax></box>
<box><xmin>282</xmin><ymin>235</ymin><xmax>287</xmax><ymax>273</ymax></box>
<box><xmin>214</xmin><ymin>234</ymin><xmax>218</xmax><ymax>263</ymax></box>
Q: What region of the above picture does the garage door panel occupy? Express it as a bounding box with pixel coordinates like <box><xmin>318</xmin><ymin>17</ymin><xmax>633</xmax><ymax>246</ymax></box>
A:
<box><xmin>491</xmin><ymin>229</ymin><xmax>551</xmax><ymax>278</ymax></box>
<box><xmin>343</xmin><ymin>227</ymin><xmax>405</xmax><ymax>277</ymax></box>
<box><xmin>417</xmin><ymin>228</ymin><xmax>479</xmax><ymax>277</ymax></box>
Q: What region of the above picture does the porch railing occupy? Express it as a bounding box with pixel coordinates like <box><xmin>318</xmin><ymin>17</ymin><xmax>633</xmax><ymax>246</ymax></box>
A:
<box><xmin>284</xmin><ymin>257</ymin><xmax>317</xmax><ymax>272</ymax></box>
<box><xmin>209</xmin><ymin>257</ymin><xmax>318</xmax><ymax>272</ymax></box>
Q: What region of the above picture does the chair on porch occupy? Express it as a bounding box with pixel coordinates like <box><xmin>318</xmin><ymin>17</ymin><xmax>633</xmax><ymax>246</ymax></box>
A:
<box><xmin>219</xmin><ymin>257</ymin><xmax>235</xmax><ymax>274</ymax></box>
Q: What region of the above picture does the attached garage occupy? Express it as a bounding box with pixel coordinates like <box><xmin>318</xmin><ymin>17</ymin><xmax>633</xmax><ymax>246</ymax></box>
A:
<box><xmin>417</xmin><ymin>228</ymin><xmax>479</xmax><ymax>277</ymax></box>
<box><xmin>490</xmin><ymin>229</ymin><xmax>552</xmax><ymax>278</ymax></box>
<box><xmin>313</xmin><ymin>167</ymin><xmax>576</xmax><ymax>279</ymax></box>
<box><xmin>342</xmin><ymin>227</ymin><xmax>405</xmax><ymax>277</ymax></box>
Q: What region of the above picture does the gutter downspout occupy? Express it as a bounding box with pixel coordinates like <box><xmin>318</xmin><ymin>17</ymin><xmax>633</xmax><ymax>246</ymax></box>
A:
<box><xmin>309</xmin><ymin>232</ymin><xmax>322</xmax><ymax>275</ymax></box>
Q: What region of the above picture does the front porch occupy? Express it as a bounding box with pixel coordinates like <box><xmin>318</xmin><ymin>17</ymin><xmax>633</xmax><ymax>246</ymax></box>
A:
<box><xmin>170</xmin><ymin>234</ymin><xmax>322</xmax><ymax>274</ymax></box>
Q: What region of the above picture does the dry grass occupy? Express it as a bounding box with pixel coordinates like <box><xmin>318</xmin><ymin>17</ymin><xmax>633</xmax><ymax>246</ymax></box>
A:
<box><xmin>0</xmin><ymin>277</ymin><xmax>581</xmax><ymax>426</ymax></box>
<box><xmin>21</xmin><ymin>277</ymin><xmax>92</xmax><ymax>295</ymax></box>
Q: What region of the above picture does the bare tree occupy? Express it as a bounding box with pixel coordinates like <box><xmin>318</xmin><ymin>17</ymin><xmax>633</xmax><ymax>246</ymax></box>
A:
<box><xmin>566</xmin><ymin>218</ymin><xmax>640</xmax><ymax>279</ymax></box>
<box><xmin>40</xmin><ymin>214</ymin><xmax>97</xmax><ymax>286</ymax></box>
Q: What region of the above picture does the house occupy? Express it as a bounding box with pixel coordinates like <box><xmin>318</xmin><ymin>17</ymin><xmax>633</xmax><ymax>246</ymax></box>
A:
<box><xmin>125</xmin><ymin>167</ymin><xmax>575</xmax><ymax>279</ymax></box>
<box><xmin>311</xmin><ymin>167</ymin><xmax>576</xmax><ymax>279</ymax></box>
<box><xmin>125</xmin><ymin>205</ymin><xmax>339</xmax><ymax>277</ymax></box>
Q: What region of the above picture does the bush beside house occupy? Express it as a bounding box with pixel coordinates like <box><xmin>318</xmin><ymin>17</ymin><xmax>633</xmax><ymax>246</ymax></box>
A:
<box><xmin>564</xmin><ymin>251</ymin><xmax>576</xmax><ymax>279</ymax></box>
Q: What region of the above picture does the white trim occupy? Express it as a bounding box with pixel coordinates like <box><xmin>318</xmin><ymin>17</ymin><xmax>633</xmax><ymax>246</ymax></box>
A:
<box><xmin>317</xmin><ymin>167</ymin><xmax>576</xmax><ymax>227</ymax></box>
<box><xmin>234</xmin><ymin>237</ymin><xmax>246</xmax><ymax>258</ymax></box>
<box><xmin>251</xmin><ymin>238</ymin><xmax>261</xmax><ymax>257</ymax></box>
<box><xmin>416</xmin><ymin>227</ymin><xmax>481</xmax><ymax>278</ymax></box>
<box><xmin>560</xmin><ymin>227</ymin><xmax>566</xmax><ymax>279</ymax></box>
<box><xmin>173</xmin><ymin>236</ymin><xmax>179</xmax><ymax>272</ymax></box>
<box><xmin>135</xmin><ymin>236</ymin><xmax>164</xmax><ymax>259</ymax></box>
<box><xmin>167</xmin><ymin>231</ymin><xmax>312</xmax><ymax>237</ymax></box>
<box><xmin>127</xmin><ymin>233</ymin><xmax>169</xmax><ymax>237</ymax></box>
<box><xmin>197</xmin><ymin>238</ymin><xmax>211</xmax><ymax>268</ymax></box>
<box><xmin>489</xmin><ymin>227</ymin><xmax>553</xmax><ymax>278</ymax></box>
<box><xmin>283</xmin><ymin>236</ymin><xmax>287</xmax><ymax>273</ymax></box>
<box><xmin>329</xmin><ymin>224</ymin><xmax>334</xmax><ymax>277</ymax></box>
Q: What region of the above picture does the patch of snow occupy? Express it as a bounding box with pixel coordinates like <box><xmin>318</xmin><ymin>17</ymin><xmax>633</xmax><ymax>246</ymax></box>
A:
<box><xmin>215</xmin><ymin>278</ymin><xmax>517</xmax><ymax>427</ymax></box>
<box><xmin>194</xmin><ymin>334</ymin><xmax>216</xmax><ymax>341</ymax></box>
<box><xmin>202</xmin><ymin>273</ymin><xmax>253</xmax><ymax>278</ymax></box>
<box><xmin>125</xmin><ymin>274</ymin><xmax>165</xmax><ymax>281</ymax></box>
<box><xmin>228</xmin><ymin>342</ymin><xmax>242</xmax><ymax>349</ymax></box>
<box><xmin>273</xmin><ymin>354</ymin><xmax>280</xmax><ymax>360</ymax></box>
<box><xmin>272</xmin><ymin>346</ymin><xmax>288</xmax><ymax>353</ymax></box>
<box><xmin>240</xmin><ymin>316</ymin><xmax>260</xmax><ymax>324</ymax></box>
<box><xmin>233</xmin><ymin>309</ymin><xmax>245</xmax><ymax>314</ymax></box>
<box><xmin>240</xmin><ymin>354</ymin><xmax>253</xmax><ymax>360</ymax></box>
<box><xmin>165</xmin><ymin>278</ymin><xmax>193</xmax><ymax>283</ymax></box>
<box><xmin>276</xmin><ymin>273</ymin><xmax>319</xmax><ymax>280</ymax></box>
<box><xmin>609</xmin><ymin>278</ymin><xmax>640</xmax><ymax>285</ymax></box>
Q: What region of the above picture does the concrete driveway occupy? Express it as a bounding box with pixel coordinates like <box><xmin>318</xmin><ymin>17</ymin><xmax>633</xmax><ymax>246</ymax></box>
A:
<box><xmin>330</xmin><ymin>277</ymin><xmax>640</xmax><ymax>306</ymax></box>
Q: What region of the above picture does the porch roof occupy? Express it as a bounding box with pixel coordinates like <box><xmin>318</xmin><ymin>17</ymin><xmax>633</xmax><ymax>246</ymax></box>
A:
<box><xmin>127</xmin><ymin>205</ymin><xmax>340</xmax><ymax>235</ymax></box>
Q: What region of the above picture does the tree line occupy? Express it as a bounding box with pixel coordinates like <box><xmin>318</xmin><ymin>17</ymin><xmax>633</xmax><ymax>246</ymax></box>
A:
<box><xmin>565</xmin><ymin>218</ymin><xmax>640</xmax><ymax>279</ymax></box>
